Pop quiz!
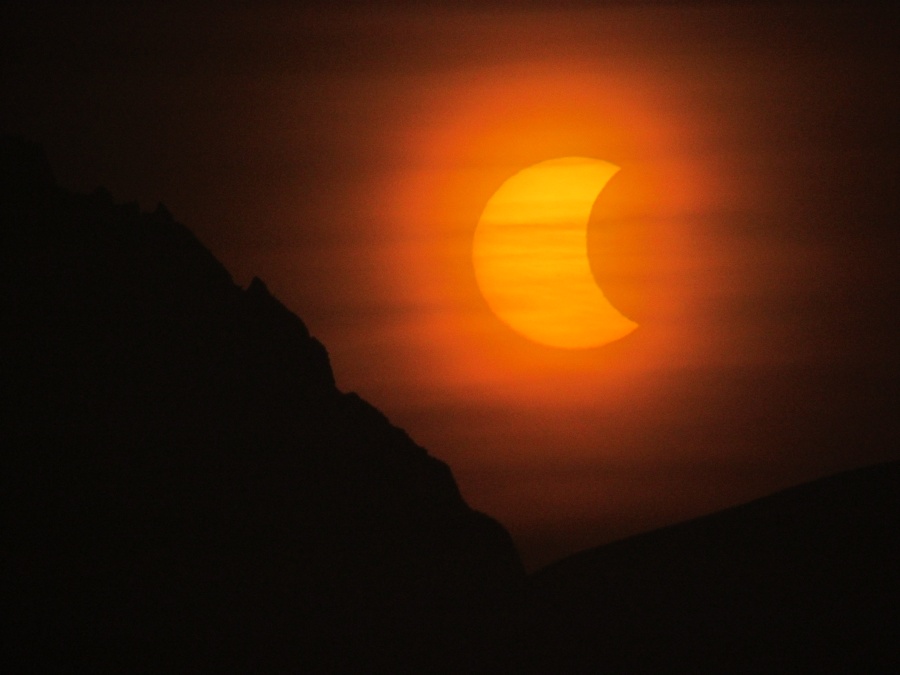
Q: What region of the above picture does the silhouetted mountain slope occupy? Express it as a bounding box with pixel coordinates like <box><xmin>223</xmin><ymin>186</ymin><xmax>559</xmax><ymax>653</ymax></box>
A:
<box><xmin>2</xmin><ymin>137</ymin><xmax>523</xmax><ymax>672</ymax></box>
<box><xmin>516</xmin><ymin>461</ymin><xmax>900</xmax><ymax>673</ymax></box>
<box><xmin>6</xmin><ymin>137</ymin><xmax>897</xmax><ymax>673</ymax></box>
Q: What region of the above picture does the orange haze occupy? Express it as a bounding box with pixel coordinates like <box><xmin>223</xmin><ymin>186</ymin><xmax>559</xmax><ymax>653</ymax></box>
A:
<box><xmin>258</xmin><ymin>6</ymin><xmax>896</xmax><ymax>568</ymax></box>
<box><xmin>7</xmin><ymin>2</ymin><xmax>896</xmax><ymax>569</ymax></box>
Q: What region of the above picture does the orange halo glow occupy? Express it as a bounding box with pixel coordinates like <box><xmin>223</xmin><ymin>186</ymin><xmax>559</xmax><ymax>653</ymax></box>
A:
<box><xmin>473</xmin><ymin>157</ymin><xmax>638</xmax><ymax>349</ymax></box>
<box><xmin>348</xmin><ymin>61</ymin><xmax>713</xmax><ymax>409</ymax></box>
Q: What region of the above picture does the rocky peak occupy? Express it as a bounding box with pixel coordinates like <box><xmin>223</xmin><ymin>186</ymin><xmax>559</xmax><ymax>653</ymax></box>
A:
<box><xmin>3</xmin><ymin>137</ymin><xmax>524</xmax><ymax>672</ymax></box>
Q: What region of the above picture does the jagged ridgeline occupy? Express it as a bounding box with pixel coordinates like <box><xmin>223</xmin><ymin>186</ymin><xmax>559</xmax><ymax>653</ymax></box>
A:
<box><xmin>7</xmin><ymin>136</ymin><xmax>898</xmax><ymax>674</ymax></box>
<box><xmin>2</xmin><ymin>137</ymin><xmax>523</xmax><ymax>671</ymax></box>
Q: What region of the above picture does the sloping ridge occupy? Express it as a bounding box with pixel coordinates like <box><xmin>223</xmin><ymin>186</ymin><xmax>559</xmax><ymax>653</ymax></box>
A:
<box><xmin>2</xmin><ymin>137</ymin><xmax>523</xmax><ymax>672</ymax></box>
<box><xmin>5</xmin><ymin>137</ymin><xmax>896</xmax><ymax>673</ymax></box>
<box><xmin>517</xmin><ymin>461</ymin><xmax>900</xmax><ymax>672</ymax></box>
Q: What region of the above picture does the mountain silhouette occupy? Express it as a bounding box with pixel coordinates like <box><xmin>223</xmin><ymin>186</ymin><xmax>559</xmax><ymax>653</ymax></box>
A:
<box><xmin>4</xmin><ymin>136</ymin><xmax>897</xmax><ymax>673</ymax></box>
<box><xmin>2</xmin><ymin>136</ymin><xmax>523</xmax><ymax>671</ymax></box>
<box><xmin>514</xmin><ymin>460</ymin><xmax>900</xmax><ymax>672</ymax></box>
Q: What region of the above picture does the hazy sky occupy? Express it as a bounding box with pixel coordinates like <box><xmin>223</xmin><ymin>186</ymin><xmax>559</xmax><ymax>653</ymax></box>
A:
<box><xmin>3</xmin><ymin>1</ymin><xmax>897</xmax><ymax>568</ymax></box>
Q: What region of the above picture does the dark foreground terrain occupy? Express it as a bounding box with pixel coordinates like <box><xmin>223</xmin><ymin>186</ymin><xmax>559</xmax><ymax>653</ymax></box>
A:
<box><xmin>4</xmin><ymin>137</ymin><xmax>897</xmax><ymax>672</ymax></box>
<box><xmin>516</xmin><ymin>460</ymin><xmax>899</xmax><ymax>672</ymax></box>
<box><xmin>2</xmin><ymin>137</ymin><xmax>523</xmax><ymax>671</ymax></box>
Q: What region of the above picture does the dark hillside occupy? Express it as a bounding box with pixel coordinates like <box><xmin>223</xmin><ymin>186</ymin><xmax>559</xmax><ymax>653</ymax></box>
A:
<box><xmin>5</xmin><ymin>137</ymin><xmax>896</xmax><ymax>673</ymax></box>
<box><xmin>517</xmin><ymin>461</ymin><xmax>900</xmax><ymax>672</ymax></box>
<box><xmin>2</xmin><ymin>137</ymin><xmax>523</xmax><ymax>672</ymax></box>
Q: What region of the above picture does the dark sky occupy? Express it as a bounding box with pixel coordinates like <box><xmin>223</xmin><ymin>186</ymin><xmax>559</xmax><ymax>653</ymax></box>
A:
<box><xmin>3</xmin><ymin>0</ymin><xmax>897</xmax><ymax>569</ymax></box>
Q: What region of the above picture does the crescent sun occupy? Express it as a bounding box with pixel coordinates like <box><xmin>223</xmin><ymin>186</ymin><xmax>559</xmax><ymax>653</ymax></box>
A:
<box><xmin>472</xmin><ymin>157</ymin><xmax>638</xmax><ymax>350</ymax></box>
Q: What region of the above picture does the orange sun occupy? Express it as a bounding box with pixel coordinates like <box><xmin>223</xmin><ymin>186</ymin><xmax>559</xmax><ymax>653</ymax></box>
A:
<box><xmin>472</xmin><ymin>157</ymin><xmax>638</xmax><ymax>349</ymax></box>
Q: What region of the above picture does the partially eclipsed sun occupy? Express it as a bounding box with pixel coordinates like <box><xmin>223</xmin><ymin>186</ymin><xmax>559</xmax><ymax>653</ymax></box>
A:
<box><xmin>473</xmin><ymin>157</ymin><xmax>638</xmax><ymax>349</ymax></box>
